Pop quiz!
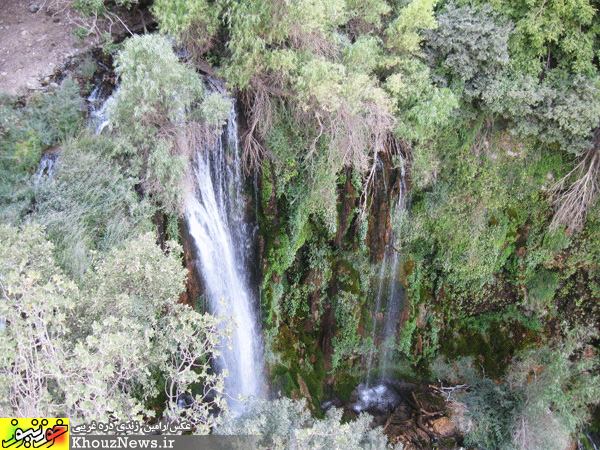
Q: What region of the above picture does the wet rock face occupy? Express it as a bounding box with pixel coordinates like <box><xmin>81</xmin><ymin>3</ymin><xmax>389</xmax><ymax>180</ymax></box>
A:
<box><xmin>349</xmin><ymin>380</ymin><xmax>406</xmax><ymax>415</ymax></box>
<box><xmin>365</xmin><ymin>152</ymin><xmax>404</xmax><ymax>263</ymax></box>
<box><xmin>178</xmin><ymin>218</ymin><xmax>204</xmax><ymax>309</ymax></box>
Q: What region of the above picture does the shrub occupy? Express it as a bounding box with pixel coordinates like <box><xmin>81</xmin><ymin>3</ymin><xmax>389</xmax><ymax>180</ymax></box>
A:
<box><xmin>0</xmin><ymin>225</ymin><xmax>226</xmax><ymax>428</ymax></box>
<box><xmin>216</xmin><ymin>397</ymin><xmax>403</xmax><ymax>449</ymax></box>
<box><xmin>107</xmin><ymin>34</ymin><xmax>231</xmax><ymax>215</ymax></box>
<box><xmin>464</xmin><ymin>328</ymin><xmax>600</xmax><ymax>450</ymax></box>
<box><xmin>464</xmin><ymin>378</ymin><xmax>523</xmax><ymax>450</ymax></box>
<box><xmin>33</xmin><ymin>133</ymin><xmax>153</xmax><ymax>280</ymax></box>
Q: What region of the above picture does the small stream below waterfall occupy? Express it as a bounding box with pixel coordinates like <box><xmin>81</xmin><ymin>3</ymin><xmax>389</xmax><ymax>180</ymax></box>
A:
<box><xmin>185</xmin><ymin>93</ymin><xmax>265</xmax><ymax>410</ymax></box>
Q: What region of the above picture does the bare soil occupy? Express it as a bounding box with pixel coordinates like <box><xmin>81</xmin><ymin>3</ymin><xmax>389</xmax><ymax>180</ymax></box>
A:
<box><xmin>0</xmin><ymin>0</ymin><xmax>97</xmax><ymax>95</ymax></box>
<box><xmin>0</xmin><ymin>0</ymin><xmax>152</xmax><ymax>96</ymax></box>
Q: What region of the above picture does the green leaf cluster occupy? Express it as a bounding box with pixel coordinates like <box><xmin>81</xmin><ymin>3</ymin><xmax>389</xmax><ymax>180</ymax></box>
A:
<box><xmin>107</xmin><ymin>34</ymin><xmax>231</xmax><ymax>215</ymax></box>
<box><xmin>0</xmin><ymin>225</ymin><xmax>227</xmax><ymax>427</ymax></box>
<box><xmin>464</xmin><ymin>329</ymin><xmax>600</xmax><ymax>450</ymax></box>
<box><xmin>217</xmin><ymin>397</ymin><xmax>403</xmax><ymax>449</ymax></box>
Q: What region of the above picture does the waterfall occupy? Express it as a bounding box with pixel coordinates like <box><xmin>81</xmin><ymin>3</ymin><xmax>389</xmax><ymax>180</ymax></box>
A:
<box><xmin>35</xmin><ymin>151</ymin><xmax>58</xmax><ymax>184</ymax></box>
<box><xmin>88</xmin><ymin>84</ymin><xmax>113</xmax><ymax>134</ymax></box>
<box><xmin>366</xmin><ymin>165</ymin><xmax>408</xmax><ymax>382</ymax></box>
<box><xmin>185</xmin><ymin>96</ymin><xmax>264</xmax><ymax>410</ymax></box>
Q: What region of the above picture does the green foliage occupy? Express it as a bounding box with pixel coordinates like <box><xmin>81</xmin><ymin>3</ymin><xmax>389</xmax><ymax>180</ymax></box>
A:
<box><xmin>425</xmin><ymin>1</ymin><xmax>600</xmax><ymax>155</ymax></box>
<box><xmin>0</xmin><ymin>80</ymin><xmax>84</xmax><ymax>225</ymax></box>
<box><xmin>430</xmin><ymin>355</ymin><xmax>480</xmax><ymax>385</ymax></box>
<box><xmin>33</xmin><ymin>133</ymin><xmax>153</xmax><ymax>280</ymax></box>
<box><xmin>425</xmin><ymin>2</ymin><xmax>512</xmax><ymax>99</ymax></box>
<box><xmin>73</xmin><ymin>0</ymin><xmax>137</xmax><ymax>16</ymax></box>
<box><xmin>385</xmin><ymin>0</ymin><xmax>437</xmax><ymax>55</ymax></box>
<box><xmin>152</xmin><ymin>0</ymin><xmax>222</xmax><ymax>56</ymax></box>
<box><xmin>108</xmin><ymin>34</ymin><xmax>230</xmax><ymax>215</ymax></box>
<box><xmin>331</xmin><ymin>290</ymin><xmax>363</xmax><ymax>371</ymax></box>
<box><xmin>506</xmin><ymin>328</ymin><xmax>600</xmax><ymax>450</ymax></box>
<box><xmin>464</xmin><ymin>378</ymin><xmax>523</xmax><ymax>450</ymax></box>
<box><xmin>525</xmin><ymin>268</ymin><xmax>559</xmax><ymax>312</ymax></box>
<box><xmin>483</xmin><ymin>70</ymin><xmax>600</xmax><ymax>154</ymax></box>
<box><xmin>487</xmin><ymin>0</ymin><xmax>600</xmax><ymax>76</ymax></box>
<box><xmin>386</xmin><ymin>59</ymin><xmax>458</xmax><ymax>141</ymax></box>
<box><xmin>0</xmin><ymin>225</ymin><xmax>226</xmax><ymax>428</ymax></box>
<box><xmin>145</xmin><ymin>138</ymin><xmax>188</xmax><ymax>214</ymax></box>
<box><xmin>0</xmin><ymin>79</ymin><xmax>83</xmax><ymax>170</ymax></box>
<box><xmin>28</xmin><ymin>78</ymin><xmax>84</xmax><ymax>147</ymax></box>
<box><xmin>200</xmin><ymin>91</ymin><xmax>232</xmax><ymax>127</ymax></box>
<box><xmin>407</xmin><ymin>121</ymin><xmax>519</xmax><ymax>289</ymax></box>
<box><xmin>78</xmin><ymin>55</ymin><xmax>97</xmax><ymax>80</ymax></box>
<box><xmin>463</xmin><ymin>329</ymin><xmax>600</xmax><ymax>450</ymax></box>
<box><xmin>111</xmin><ymin>35</ymin><xmax>205</xmax><ymax>127</ymax></box>
<box><xmin>404</xmin><ymin>113</ymin><xmax>581</xmax><ymax>305</ymax></box>
<box><xmin>217</xmin><ymin>397</ymin><xmax>403</xmax><ymax>449</ymax></box>
<box><xmin>0</xmin><ymin>224</ymin><xmax>78</xmax><ymax>417</ymax></box>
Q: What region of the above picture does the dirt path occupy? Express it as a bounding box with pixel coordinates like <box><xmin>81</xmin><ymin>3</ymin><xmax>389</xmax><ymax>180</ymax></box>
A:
<box><xmin>0</xmin><ymin>0</ymin><xmax>95</xmax><ymax>95</ymax></box>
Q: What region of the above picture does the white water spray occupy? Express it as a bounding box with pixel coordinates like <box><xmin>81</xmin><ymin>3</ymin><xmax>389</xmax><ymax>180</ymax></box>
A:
<box><xmin>185</xmin><ymin>97</ymin><xmax>264</xmax><ymax>410</ymax></box>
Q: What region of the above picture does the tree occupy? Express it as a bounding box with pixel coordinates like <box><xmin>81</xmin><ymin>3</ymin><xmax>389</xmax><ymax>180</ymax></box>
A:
<box><xmin>424</xmin><ymin>1</ymin><xmax>512</xmax><ymax>99</ymax></box>
<box><xmin>108</xmin><ymin>34</ymin><xmax>230</xmax><ymax>215</ymax></box>
<box><xmin>0</xmin><ymin>225</ymin><xmax>226</xmax><ymax>428</ymax></box>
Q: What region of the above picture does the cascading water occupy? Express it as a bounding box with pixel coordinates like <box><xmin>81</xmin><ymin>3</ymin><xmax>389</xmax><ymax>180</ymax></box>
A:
<box><xmin>35</xmin><ymin>151</ymin><xmax>58</xmax><ymax>184</ymax></box>
<box><xmin>88</xmin><ymin>84</ymin><xmax>113</xmax><ymax>134</ymax></box>
<box><xmin>358</xmin><ymin>165</ymin><xmax>408</xmax><ymax>411</ymax></box>
<box><xmin>367</xmin><ymin>165</ymin><xmax>407</xmax><ymax>381</ymax></box>
<box><xmin>185</xmin><ymin>94</ymin><xmax>264</xmax><ymax>410</ymax></box>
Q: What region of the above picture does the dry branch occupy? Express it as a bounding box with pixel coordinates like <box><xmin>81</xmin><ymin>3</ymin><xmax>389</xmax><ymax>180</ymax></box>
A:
<box><xmin>550</xmin><ymin>124</ymin><xmax>600</xmax><ymax>233</ymax></box>
<box><xmin>41</xmin><ymin>0</ymin><xmax>134</xmax><ymax>41</ymax></box>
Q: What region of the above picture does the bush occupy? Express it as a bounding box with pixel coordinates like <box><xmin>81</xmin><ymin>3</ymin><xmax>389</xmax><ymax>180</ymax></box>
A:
<box><xmin>107</xmin><ymin>34</ymin><xmax>230</xmax><ymax>215</ymax></box>
<box><xmin>463</xmin><ymin>328</ymin><xmax>600</xmax><ymax>450</ymax></box>
<box><xmin>110</xmin><ymin>35</ymin><xmax>205</xmax><ymax>129</ymax></box>
<box><xmin>216</xmin><ymin>397</ymin><xmax>403</xmax><ymax>449</ymax></box>
<box><xmin>464</xmin><ymin>378</ymin><xmax>523</xmax><ymax>450</ymax></box>
<box><xmin>506</xmin><ymin>328</ymin><xmax>600</xmax><ymax>450</ymax></box>
<box><xmin>33</xmin><ymin>133</ymin><xmax>153</xmax><ymax>280</ymax></box>
<box><xmin>0</xmin><ymin>225</ymin><xmax>226</xmax><ymax>428</ymax></box>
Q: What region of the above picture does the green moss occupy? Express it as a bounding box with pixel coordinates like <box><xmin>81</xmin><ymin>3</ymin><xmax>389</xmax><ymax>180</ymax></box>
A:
<box><xmin>260</xmin><ymin>160</ymin><xmax>273</xmax><ymax>212</ymax></box>
<box><xmin>439</xmin><ymin>318</ymin><xmax>542</xmax><ymax>378</ymax></box>
<box><xmin>332</xmin><ymin>373</ymin><xmax>359</xmax><ymax>403</ymax></box>
<box><xmin>271</xmin><ymin>365</ymin><xmax>298</xmax><ymax>397</ymax></box>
